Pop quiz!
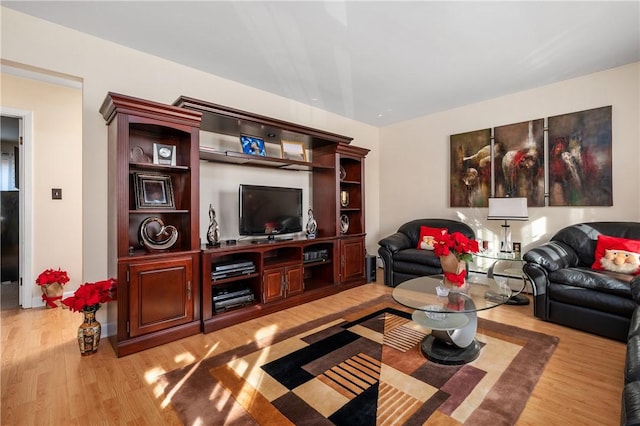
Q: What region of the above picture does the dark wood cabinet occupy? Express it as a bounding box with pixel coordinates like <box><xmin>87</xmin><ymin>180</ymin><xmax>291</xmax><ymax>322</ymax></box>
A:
<box><xmin>100</xmin><ymin>93</ymin><xmax>202</xmax><ymax>357</ymax></box>
<box><xmin>127</xmin><ymin>255</ymin><xmax>196</xmax><ymax>337</ymax></box>
<box><xmin>263</xmin><ymin>264</ymin><xmax>303</xmax><ymax>303</ymax></box>
<box><xmin>102</xmin><ymin>93</ymin><xmax>369</xmax><ymax>340</ymax></box>
<box><xmin>340</xmin><ymin>236</ymin><xmax>366</xmax><ymax>283</ymax></box>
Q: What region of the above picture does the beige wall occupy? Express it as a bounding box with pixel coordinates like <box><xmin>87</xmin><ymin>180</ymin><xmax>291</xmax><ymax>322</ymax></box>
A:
<box><xmin>379</xmin><ymin>62</ymin><xmax>640</xmax><ymax>253</ymax></box>
<box><xmin>0</xmin><ymin>73</ymin><xmax>83</xmax><ymax>303</ymax></box>
<box><xmin>2</xmin><ymin>6</ymin><xmax>638</xmax><ymax>303</ymax></box>
<box><xmin>0</xmin><ymin>6</ymin><xmax>382</xmax><ymax>302</ymax></box>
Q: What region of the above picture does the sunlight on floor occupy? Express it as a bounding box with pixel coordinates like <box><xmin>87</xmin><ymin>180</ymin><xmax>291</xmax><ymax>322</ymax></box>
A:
<box><xmin>174</xmin><ymin>351</ymin><xmax>196</xmax><ymax>365</ymax></box>
<box><xmin>157</xmin><ymin>341</ymin><xmax>220</xmax><ymax>409</ymax></box>
<box><xmin>144</xmin><ymin>367</ymin><xmax>169</xmax><ymax>398</ymax></box>
<box><xmin>254</xmin><ymin>323</ymin><xmax>278</xmax><ymax>340</ymax></box>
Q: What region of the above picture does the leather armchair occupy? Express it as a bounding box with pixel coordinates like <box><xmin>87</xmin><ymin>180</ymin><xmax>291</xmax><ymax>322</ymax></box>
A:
<box><xmin>523</xmin><ymin>222</ymin><xmax>640</xmax><ymax>342</ymax></box>
<box><xmin>378</xmin><ymin>219</ymin><xmax>475</xmax><ymax>287</ymax></box>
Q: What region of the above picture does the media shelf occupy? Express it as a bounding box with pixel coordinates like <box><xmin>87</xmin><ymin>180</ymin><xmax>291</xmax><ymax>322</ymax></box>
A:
<box><xmin>172</xmin><ymin>95</ymin><xmax>369</xmax><ymax>333</ymax></box>
<box><xmin>101</xmin><ymin>92</ymin><xmax>370</xmax><ymax>355</ymax></box>
<box><xmin>200</xmin><ymin>237</ymin><xmax>367</xmax><ymax>333</ymax></box>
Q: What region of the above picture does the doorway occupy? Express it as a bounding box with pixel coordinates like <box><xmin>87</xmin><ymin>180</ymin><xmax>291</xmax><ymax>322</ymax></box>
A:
<box><xmin>1</xmin><ymin>115</ymin><xmax>21</xmax><ymax>310</ymax></box>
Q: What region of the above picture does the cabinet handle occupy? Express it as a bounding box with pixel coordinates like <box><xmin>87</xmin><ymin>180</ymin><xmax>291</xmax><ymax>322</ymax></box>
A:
<box><xmin>187</xmin><ymin>280</ymin><xmax>192</xmax><ymax>300</ymax></box>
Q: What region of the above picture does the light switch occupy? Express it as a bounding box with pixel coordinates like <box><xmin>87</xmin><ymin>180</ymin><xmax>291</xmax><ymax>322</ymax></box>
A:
<box><xmin>52</xmin><ymin>188</ymin><xmax>62</xmax><ymax>200</ymax></box>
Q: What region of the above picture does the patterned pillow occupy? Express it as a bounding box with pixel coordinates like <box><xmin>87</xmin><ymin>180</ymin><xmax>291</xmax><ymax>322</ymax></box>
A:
<box><xmin>592</xmin><ymin>234</ymin><xmax>640</xmax><ymax>275</ymax></box>
<box><xmin>417</xmin><ymin>226</ymin><xmax>447</xmax><ymax>250</ymax></box>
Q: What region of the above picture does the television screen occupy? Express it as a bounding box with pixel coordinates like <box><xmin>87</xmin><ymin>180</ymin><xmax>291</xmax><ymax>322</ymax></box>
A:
<box><xmin>239</xmin><ymin>185</ymin><xmax>302</xmax><ymax>237</ymax></box>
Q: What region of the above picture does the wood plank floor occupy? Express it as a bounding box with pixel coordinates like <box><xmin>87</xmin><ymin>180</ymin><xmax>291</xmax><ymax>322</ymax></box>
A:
<box><xmin>1</xmin><ymin>274</ymin><xmax>626</xmax><ymax>425</ymax></box>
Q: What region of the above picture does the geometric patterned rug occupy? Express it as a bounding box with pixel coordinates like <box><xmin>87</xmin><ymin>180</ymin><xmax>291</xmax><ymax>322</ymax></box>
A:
<box><xmin>158</xmin><ymin>297</ymin><xmax>558</xmax><ymax>425</ymax></box>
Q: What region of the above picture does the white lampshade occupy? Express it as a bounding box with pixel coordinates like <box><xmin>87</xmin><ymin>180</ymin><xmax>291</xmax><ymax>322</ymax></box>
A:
<box><xmin>487</xmin><ymin>197</ymin><xmax>529</xmax><ymax>221</ymax></box>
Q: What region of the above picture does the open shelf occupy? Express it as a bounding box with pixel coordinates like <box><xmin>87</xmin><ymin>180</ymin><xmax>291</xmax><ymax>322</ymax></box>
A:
<box><xmin>199</xmin><ymin>147</ymin><xmax>333</xmax><ymax>171</ymax></box>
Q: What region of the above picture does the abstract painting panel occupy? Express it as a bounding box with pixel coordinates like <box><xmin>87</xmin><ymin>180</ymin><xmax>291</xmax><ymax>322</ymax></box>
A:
<box><xmin>450</xmin><ymin>129</ymin><xmax>491</xmax><ymax>207</ymax></box>
<box><xmin>494</xmin><ymin>119</ymin><xmax>545</xmax><ymax>206</ymax></box>
<box><xmin>547</xmin><ymin>106</ymin><xmax>612</xmax><ymax>206</ymax></box>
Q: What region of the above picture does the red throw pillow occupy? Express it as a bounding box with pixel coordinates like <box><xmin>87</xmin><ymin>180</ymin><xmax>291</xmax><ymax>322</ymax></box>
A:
<box><xmin>592</xmin><ymin>235</ymin><xmax>640</xmax><ymax>275</ymax></box>
<box><xmin>417</xmin><ymin>226</ymin><xmax>447</xmax><ymax>250</ymax></box>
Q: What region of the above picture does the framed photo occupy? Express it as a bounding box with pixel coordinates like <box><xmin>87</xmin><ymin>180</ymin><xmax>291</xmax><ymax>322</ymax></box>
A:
<box><xmin>153</xmin><ymin>143</ymin><xmax>176</xmax><ymax>166</ymax></box>
<box><xmin>240</xmin><ymin>135</ymin><xmax>266</xmax><ymax>156</ymax></box>
<box><xmin>133</xmin><ymin>173</ymin><xmax>175</xmax><ymax>209</ymax></box>
<box><xmin>280</xmin><ymin>140</ymin><xmax>307</xmax><ymax>162</ymax></box>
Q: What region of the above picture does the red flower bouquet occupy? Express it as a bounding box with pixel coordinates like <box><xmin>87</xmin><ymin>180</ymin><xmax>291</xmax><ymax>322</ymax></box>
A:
<box><xmin>62</xmin><ymin>278</ymin><xmax>116</xmax><ymax>312</ymax></box>
<box><xmin>36</xmin><ymin>268</ymin><xmax>70</xmax><ymax>286</ymax></box>
<box><xmin>433</xmin><ymin>232</ymin><xmax>479</xmax><ymax>287</ymax></box>
<box><xmin>36</xmin><ymin>268</ymin><xmax>70</xmax><ymax>308</ymax></box>
<box><xmin>433</xmin><ymin>232</ymin><xmax>479</xmax><ymax>262</ymax></box>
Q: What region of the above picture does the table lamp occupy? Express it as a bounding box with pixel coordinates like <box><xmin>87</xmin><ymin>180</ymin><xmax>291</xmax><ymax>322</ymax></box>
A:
<box><xmin>487</xmin><ymin>197</ymin><xmax>528</xmax><ymax>253</ymax></box>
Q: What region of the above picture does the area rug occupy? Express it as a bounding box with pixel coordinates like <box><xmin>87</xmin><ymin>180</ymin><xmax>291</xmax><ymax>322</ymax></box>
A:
<box><xmin>158</xmin><ymin>296</ymin><xmax>558</xmax><ymax>425</ymax></box>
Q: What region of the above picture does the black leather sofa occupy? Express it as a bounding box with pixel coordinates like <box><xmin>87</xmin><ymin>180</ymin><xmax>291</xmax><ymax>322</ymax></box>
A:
<box><xmin>623</xmin><ymin>294</ymin><xmax>640</xmax><ymax>425</ymax></box>
<box><xmin>377</xmin><ymin>219</ymin><xmax>475</xmax><ymax>287</ymax></box>
<box><xmin>523</xmin><ymin>222</ymin><xmax>640</xmax><ymax>342</ymax></box>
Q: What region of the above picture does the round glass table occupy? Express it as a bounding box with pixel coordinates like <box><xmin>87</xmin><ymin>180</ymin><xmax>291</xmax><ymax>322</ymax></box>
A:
<box><xmin>392</xmin><ymin>274</ymin><xmax>524</xmax><ymax>365</ymax></box>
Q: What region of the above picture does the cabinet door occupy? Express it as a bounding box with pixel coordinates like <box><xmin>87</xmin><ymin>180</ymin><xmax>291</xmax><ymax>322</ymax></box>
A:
<box><xmin>285</xmin><ymin>265</ymin><xmax>304</xmax><ymax>296</ymax></box>
<box><xmin>263</xmin><ymin>269</ymin><xmax>285</xmax><ymax>303</ymax></box>
<box><xmin>128</xmin><ymin>256</ymin><xmax>194</xmax><ymax>338</ymax></box>
<box><xmin>341</xmin><ymin>237</ymin><xmax>365</xmax><ymax>283</ymax></box>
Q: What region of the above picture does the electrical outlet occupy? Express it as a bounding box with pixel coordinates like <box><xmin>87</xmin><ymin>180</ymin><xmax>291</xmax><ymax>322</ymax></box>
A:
<box><xmin>52</xmin><ymin>188</ymin><xmax>62</xmax><ymax>200</ymax></box>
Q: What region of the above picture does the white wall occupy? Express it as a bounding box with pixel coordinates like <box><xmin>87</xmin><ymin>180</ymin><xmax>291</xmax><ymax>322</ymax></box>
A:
<box><xmin>379</xmin><ymin>62</ymin><xmax>640</xmax><ymax>253</ymax></box>
<box><xmin>0</xmin><ymin>73</ymin><xmax>83</xmax><ymax>303</ymax></box>
<box><xmin>0</xmin><ymin>6</ymin><xmax>381</xmax><ymax>298</ymax></box>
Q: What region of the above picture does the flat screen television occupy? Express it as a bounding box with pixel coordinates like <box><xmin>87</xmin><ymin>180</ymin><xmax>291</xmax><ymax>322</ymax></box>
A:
<box><xmin>239</xmin><ymin>184</ymin><xmax>303</xmax><ymax>240</ymax></box>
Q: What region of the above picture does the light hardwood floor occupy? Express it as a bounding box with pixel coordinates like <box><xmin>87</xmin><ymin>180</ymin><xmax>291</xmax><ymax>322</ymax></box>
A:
<box><xmin>1</xmin><ymin>275</ymin><xmax>626</xmax><ymax>425</ymax></box>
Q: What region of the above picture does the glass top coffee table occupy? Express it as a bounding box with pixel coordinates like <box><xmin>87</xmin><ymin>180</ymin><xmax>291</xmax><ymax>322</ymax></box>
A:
<box><xmin>392</xmin><ymin>274</ymin><xmax>524</xmax><ymax>365</ymax></box>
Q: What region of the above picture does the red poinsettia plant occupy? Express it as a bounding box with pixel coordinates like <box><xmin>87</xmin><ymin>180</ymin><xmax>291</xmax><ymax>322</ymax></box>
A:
<box><xmin>62</xmin><ymin>278</ymin><xmax>117</xmax><ymax>313</ymax></box>
<box><xmin>36</xmin><ymin>268</ymin><xmax>70</xmax><ymax>286</ymax></box>
<box><xmin>36</xmin><ymin>268</ymin><xmax>71</xmax><ymax>308</ymax></box>
<box><xmin>433</xmin><ymin>232</ymin><xmax>479</xmax><ymax>286</ymax></box>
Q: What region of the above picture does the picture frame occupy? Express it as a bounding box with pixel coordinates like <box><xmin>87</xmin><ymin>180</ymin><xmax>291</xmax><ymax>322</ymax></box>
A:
<box><xmin>133</xmin><ymin>173</ymin><xmax>175</xmax><ymax>209</ymax></box>
<box><xmin>240</xmin><ymin>135</ymin><xmax>266</xmax><ymax>156</ymax></box>
<box><xmin>153</xmin><ymin>143</ymin><xmax>176</xmax><ymax>166</ymax></box>
<box><xmin>280</xmin><ymin>140</ymin><xmax>307</xmax><ymax>162</ymax></box>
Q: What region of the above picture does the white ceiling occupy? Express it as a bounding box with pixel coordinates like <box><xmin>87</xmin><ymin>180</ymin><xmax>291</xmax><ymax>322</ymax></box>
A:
<box><xmin>3</xmin><ymin>1</ymin><xmax>639</xmax><ymax>126</ymax></box>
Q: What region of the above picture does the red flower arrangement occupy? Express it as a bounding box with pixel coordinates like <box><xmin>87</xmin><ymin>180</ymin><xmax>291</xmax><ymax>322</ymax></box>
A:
<box><xmin>36</xmin><ymin>268</ymin><xmax>70</xmax><ymax>286</ymax></box>
<box><xmin>62</xmin><ymin>278</ymin><xmax>117</xmax><ymax>313</ymax></box>
<box><xmin>433</xmin><ymin>232</ymin><xmax>479</xmax><ymax>286</ymax></box>
<box><xmin>36</xmin><ymin>268</ymin><xmax>70</xmax><ymax>308</ymax></box>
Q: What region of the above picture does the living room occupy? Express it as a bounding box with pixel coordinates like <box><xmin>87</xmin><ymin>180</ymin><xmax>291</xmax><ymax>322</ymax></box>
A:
<box><xmin>1</xmin><ymin>3</ymin><xmax>639</xmax><ymax>425</ymax></box>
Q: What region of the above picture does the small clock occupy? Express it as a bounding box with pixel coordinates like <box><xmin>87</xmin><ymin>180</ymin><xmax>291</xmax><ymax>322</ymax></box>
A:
<box><xmin>159</xmin><ymin>146</ymin><xmax>172</xmax><ymax>158</ymax></box>
<box><xmin>153</xmin><ymin>143</ymin><xmax>176</xmax><ymax>166</ymax></box>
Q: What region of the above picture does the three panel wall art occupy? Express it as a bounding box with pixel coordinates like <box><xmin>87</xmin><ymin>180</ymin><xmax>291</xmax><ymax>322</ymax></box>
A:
<box><xmin>450</xmin><ymin>105</ymin><xmax>612</xmax><ymax>208</ymax></box>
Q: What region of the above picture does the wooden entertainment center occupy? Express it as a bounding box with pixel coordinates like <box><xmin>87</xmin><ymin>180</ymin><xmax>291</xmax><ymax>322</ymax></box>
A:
<box><xmin>101</xmin><ymin>93</ymin><xmax>369</xmax><ymax>356</ymax></box>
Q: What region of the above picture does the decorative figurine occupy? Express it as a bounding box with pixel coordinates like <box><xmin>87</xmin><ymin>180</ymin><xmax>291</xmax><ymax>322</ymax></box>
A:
<box><xmin>139</xmin><ymin>217</ymin><xmax>178</xmax><ymax>251</ymax></box>
<box><xmin>207</xmin><ymin>204</ymin><xmax>221</xmax><ymax>247</ymax></box>
<box><xmin>306</xmin><ymin>208</ymin><xmax>317</xmax><ymax>239</ymax></box>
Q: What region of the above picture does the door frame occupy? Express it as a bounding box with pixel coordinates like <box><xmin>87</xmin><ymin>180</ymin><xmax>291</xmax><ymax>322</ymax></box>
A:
<box><xmin>1</xmin><ymin>107</ymin><xmax>33</xmax><ymax>308</ymax></box>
